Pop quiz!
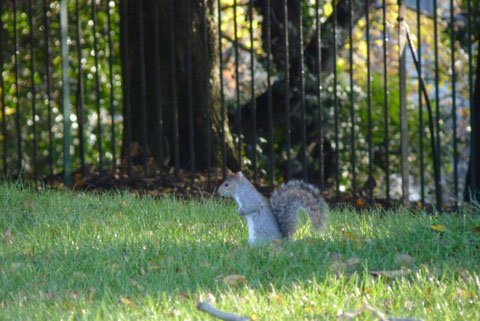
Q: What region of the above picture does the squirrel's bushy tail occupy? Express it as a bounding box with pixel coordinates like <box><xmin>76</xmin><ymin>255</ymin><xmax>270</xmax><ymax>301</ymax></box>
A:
<box><xmin>270</xmin><ymin>180</ymin><xmax>328</xmax><ymax>239</ymax></box>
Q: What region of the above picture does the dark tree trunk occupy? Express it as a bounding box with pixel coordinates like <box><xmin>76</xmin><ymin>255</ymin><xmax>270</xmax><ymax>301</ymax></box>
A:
<box><xmin>120</xmin><ymin>0</ymin><xmax>238</xmax><ymax>172</ymax></box>
<box><xmin>244</xmin><ymin>0</ymin><xmax>376</xmax><ymax>134</ymax></box>
<box><xmin>464</xmin><ymin>39</ymin><xmax>480</xmax><ymax>202</ymax></box>
<box><xmin>238</xmin><ymin>0</ymin><xmax>375</xmax><ymax>181</ymax></box>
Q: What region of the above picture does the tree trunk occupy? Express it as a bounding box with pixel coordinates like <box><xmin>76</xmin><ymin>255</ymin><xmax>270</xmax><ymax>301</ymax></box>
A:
<box><xmin>246</xmin><ymin>0</ymin><xmax>376</xmax><ymax>134</ymax></box>
<box><xmin>120</xmin><ymin>0</ymin><xmax>238</xmax><ymax>172</ymax></box>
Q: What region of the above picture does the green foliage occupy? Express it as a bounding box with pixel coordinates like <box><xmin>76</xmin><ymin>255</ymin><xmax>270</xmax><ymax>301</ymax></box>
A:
<box><xmin>0</xmin><ymin>1</ymin><xmax>122</xmax><ymax>177</ymax></box>
<box><xmin>1</xmin><ymin>184</ymin><xmax>480</xmax><ymax>320</ymax></box>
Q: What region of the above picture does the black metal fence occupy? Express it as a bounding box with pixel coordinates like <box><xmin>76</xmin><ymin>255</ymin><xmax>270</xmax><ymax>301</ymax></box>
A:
<box><xmin>0</xmin><ymin>0</ymin><xmax>477</xmax><ymax>209</ymax></box>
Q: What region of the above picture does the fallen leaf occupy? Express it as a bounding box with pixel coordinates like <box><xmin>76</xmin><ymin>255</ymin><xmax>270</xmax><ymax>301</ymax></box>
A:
<box><xmin>268</xmin><ymin>239</ymin><xmax>284</xmax><ymax>255</ymax></box>
<box><xmin>68</xmin><ymin>290</ymin><xmax>79</xmax><ymax>300</ymax></box>
<box><xmin>72</xmin><ymin>272</ymin><xmax>87</xmax><ymax>280</ymax></box>
<box><xmin>109</xmin><ymin>264</ymin><xmax>120</xmax><ymax>272</ymax></box>
<box><xmin>129</xmin><ymin>279</ymin><xmax>145</xmax><ymax>291</ymax></box>
<box><xmin>2</xmin><ymin>229</ymin><xmax>12</xmax><ymax>244</ymax></box>
<box><xmin>268</xmin><ymin>294</ymin><xmax>283</xmax><ymax>305</ymax></box>
<box><xmin>329</xmin><ymin>261</ymin><xmax>347</xmax><ymax>273</ymax></box>
<box><xmin>120</xmin><ymin>297</ymin><xmax>137</xmax><ymax>309</ymax></box>
<box><xmin>304</xmin><ymin>306</ymin><xmax>315</xmax><ymax>312</ymax></box>
<box><xmin>88</xmin><ymin>288</ymin><xmax>95</xmax><ymax>301</ymax></box>
<box><xmin>457</xmin><ymin>288</ymin><xmax>467</xmax><ymax>298</ymax></box>
<box><xmin>429</xmin><ymin>224</ymin><xmax>449</xmax><ymax>232</ymax></box>
<box><xmin>363</xmin><ymin>287</ymin><xmax>373</xmax><ymax>294</ymax></box>
<box><xmin>178</xmin><ymin>292</ymin><xmax>193</xmax><ymax>300</ymax></box>
<box><xmin>341</xmin><ymin>228</ymin><xmax>362</xmax><ymax>245</ymax></box>
<box><xmin>345</xmin><ymin>257</ymin><xmax>361</xmax><ymax>268</ymax></box>
<box><xmin>223</xmin><ymin>274</ymin><xmax>247</xmax><ymax>287</ymax></box>
<box><xmin>46</xmin><ymin>289</ymin><xmax>55</xmax><ymax>300</ymax></box>
<box><xmin>394</xmin><ymin>254</ymin><xmax>416</xmax><ymax>266</ymax></box>
<box><xmin>22</xmin><ymin>200</ymin><xmax>34</xmax><ymax>210</ymax></box>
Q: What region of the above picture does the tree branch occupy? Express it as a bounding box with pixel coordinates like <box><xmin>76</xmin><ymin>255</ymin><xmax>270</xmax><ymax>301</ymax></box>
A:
<box><xmin>196</xmin><ymin>302</ymin><xmax>249</xmax><ymax>321</ymax></box>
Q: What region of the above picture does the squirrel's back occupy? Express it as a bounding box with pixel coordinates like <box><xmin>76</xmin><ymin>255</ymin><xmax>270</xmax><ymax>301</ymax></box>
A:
<box><xmin>270</xmin><ymin>180</ymin><xmax>328</xmax><ymax>239</ymax></box>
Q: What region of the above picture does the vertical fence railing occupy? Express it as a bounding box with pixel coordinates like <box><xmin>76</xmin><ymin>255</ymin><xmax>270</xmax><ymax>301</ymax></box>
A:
<box><xmin>0</xmin><ymin>0</ymin><xmax>6</xmax><ymax>178</ymax></box>
<box><xmin>249</xmin><ymin>0</ymin><xmax>258</xmax><ymax>181</ymax></box>
<box><xmin>265</xmin><ymin>0</ymin><xmax>274</xmax><ymax>186</ymax></box>
<box><xmin>233</xmin><ymin>0</ymin><xmax>242</xmax><ymax>171</ymax></box>
<box><xmin>60</xmin><ymin>0</ymin><xmax>71</xmax><ymax>186</ymax></box>
<box><xmin>365</xmin><ymin>0</ymin><xmax>373</xmax><ymax>205</ymax></box>
<box><xmin>13</xmin><ymin>0</ymin><xmax>22</xmax><ymax>175</ymax></box>
<box><xmin>399</xmin><ymin>0</ymin><xmax>408</xmax><ymax>206</ymax></box>
<box><xmin>75</xmin><ymin>0</ymin><xmax>85</xmax><ymax>176</ymax></box>
<box><xmin>348</xmin><ymin>0</ymin><xmax>356</xmax><ymax>199</ymax></box>
<box><xmin>333</xmin><ymin>0</ymin><xmax>339</xmax><ymax>200</ymax></box>
<box><xmin>315</xmin><ymin>0</ymin><xmax>324</xmax><ymax>189</ymax></box>
<box><xmin>467</xmin><ymin>0</ymin><xmax>476</xmax><ymax>199</ymax></box>
<box><xmin>382</xmin><ymin>0</ymin><xmax>390</xmax><ymax>204</ymax></box>
<box><xmin>217</xmin><ymin>0</ymin><xmax>227</xmax><ymax>180</ymax></box>
<box><xmin>186</xmin><ymin>0</ymin><xmax>195</xmax><ymax>182</ymax></box>
<box><xmin>433</xmin><ymin>0</ymin><xmax>442</xmax><ymax>209</ymax></box>
<box><xmin>416</xmin><ymin>0</ymin><xmax>424</xmax><ymax>206</ymax></box>
<box><xmin>449</xmin><ymin>0</ymin><xmax>458</xmax><ymax>208</ymax></box>
<box><xmin>28</xmin><ymin>0</ymin><xmax>38</xmax><ymax>185</ymax></box>
<box><xmin>201</xmin><ymin>0</ymin><xmax>211</xmax><ymax>186</ymax></box>
<box><xmin>91</xmin><ymin>0</ymin><xmax>103</xmax><ymax>174</ymax></box>
<box><xmin>44</xmin><ymin>0</ymin><xmax>54</xmax><ymax>179</ymax></box>
<box><xmin>120</xmin><ymin>0</ymin><xmax>132</xmax><ymax>176</ymax></box>
<box><xmin>298</xmin><ymin>0</ymin><xmax>307</xmax><ymax>181</ymax></box>
<box><xmin>283</xmin><ymin>0</ymin><xmax>291</xmax><ymax>181</ymax></box>
<box><xmin>106</xmin><ymin>1</ymin><xmax>117</xmax><ymax>172</ymax></box>
<box><xmin>138</xmin><ymin>0</ymin><xmax>149</xmax><ymax>176</ymax></box>
<box><xmin>153</xmin><ymin>0</ymin><xmax>165</xmax><ymax>174</ymax></box>
<box><xmin>0</xmin><ymin>0</ymin><xmax>476</xmax><ymax>210</ymax></box>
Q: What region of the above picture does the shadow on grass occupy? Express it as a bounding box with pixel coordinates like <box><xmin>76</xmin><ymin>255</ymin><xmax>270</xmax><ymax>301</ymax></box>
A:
<box><xmin>4</xmin><ymin>220</ymin><xmax>479</xmax><ymax>305</ymax></box>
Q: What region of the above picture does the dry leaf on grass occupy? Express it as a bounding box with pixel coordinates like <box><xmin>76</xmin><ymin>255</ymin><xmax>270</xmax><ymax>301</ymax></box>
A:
<box><xmin>267</xmin><ymin>293</ymin><xmax>283</xmax><ymax>305</ymax></box>
<box><xmin>222</xmin><ymin>274</ymin><xmax>247</xmax><ymax>287</ymax></box>
<box><xmin>46</xmin><ymin>289</ymin><xmax>55</xmax><ymax>300</ymax></box>
<box><xmin>129</xmin><ymin>279</ymin><xmax>145</xmax><ymax>291</ymax></box>
<box><xmin>22</xmin><ymin>200</ymin><xmax>34</xmax><ymax>210</ymax></box>
<box><xmin>345</xmin><ymin>257</ymin><xmax>361</xmax><ymax>268</ymax></box>
<box><xmin>429</xmin><ymin>224</ymin><xmax>450</xmax><ymax>232</ymax></box>
<box><xmin>72</xmin><ymin>272</ymin><xmax>87</xmax><ymax>280</ymax></box>
<box><xmin>304</xmin><ymin>306</ymin><xmax>315</xmax><ymax>312</ymax></box>
<box><xmin>2</xmin><ymin>229</ymin><xmax>12</xmax><ymax>244</ymax></box>
<box><xmin>394</xmin><ymin>254</ymin><xmax>416</xmax><ymax>266</ymax></box>
<box><xmin>120</xmin><ymin>297</ymin><xmax>137</xmax><ymax>309</ymax></box>
<box><xmin>88</xmin><ymin>288</ymin><xmax>95</xmax><ymax>302</ymax></box>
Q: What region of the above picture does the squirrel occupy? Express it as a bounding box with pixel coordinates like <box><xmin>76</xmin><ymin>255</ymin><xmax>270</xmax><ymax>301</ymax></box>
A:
<box><xmin>217</xmin><ymin>171</ymin><xmax>328</xmax><ymax>244</ymax></box>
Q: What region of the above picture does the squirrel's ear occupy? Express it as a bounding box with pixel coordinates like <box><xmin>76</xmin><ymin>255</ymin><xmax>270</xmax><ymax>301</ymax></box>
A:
<box><xmin>235</xmin><ymin>171</ymin><xmax>244</xmax><ymax>179</ymax></box>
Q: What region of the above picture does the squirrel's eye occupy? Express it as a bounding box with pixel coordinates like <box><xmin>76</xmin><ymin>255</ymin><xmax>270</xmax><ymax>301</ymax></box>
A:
<box><xmin>224</xmin><ymin>183</ymin><xmax>229</xmax><ymax>187</ymax></box>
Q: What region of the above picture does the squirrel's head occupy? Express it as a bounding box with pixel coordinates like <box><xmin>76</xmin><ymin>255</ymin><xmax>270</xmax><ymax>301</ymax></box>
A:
<box><xmin>217</xmin><ymin>171</ymin><xmax>244</xmax><ymax>197</ymax></box>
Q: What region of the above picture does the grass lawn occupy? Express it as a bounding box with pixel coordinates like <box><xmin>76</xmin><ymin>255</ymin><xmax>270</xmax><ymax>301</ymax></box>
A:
<box><xmin>1</xmin><ymin>183</ymin><xmax>479</xmax><ymax>320</ymax></box>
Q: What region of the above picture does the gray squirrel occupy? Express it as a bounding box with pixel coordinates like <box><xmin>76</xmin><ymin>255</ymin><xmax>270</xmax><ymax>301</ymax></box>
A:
<box><xmin>217</xmin><ymin>171</ymin><xmax>328</xmax><ymax>244</ymax></box>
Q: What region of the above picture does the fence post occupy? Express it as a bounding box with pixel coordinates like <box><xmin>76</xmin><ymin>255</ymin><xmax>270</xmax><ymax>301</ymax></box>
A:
<box><xmin>398</xmin><ymin>0</ymin><xmax>408</xmax><ymax>206</ymax></box>
<box><xmin>60</xmin><ymin>0</ymin><xmax>72</xmax><ymax>187</ymax></box>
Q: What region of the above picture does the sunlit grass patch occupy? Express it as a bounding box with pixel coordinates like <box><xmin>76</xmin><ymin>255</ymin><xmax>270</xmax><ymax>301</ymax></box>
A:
<box><xmin>1</xmin><ymin>183</ymin><xmax>479</xmax><ymax>320</ymax></box>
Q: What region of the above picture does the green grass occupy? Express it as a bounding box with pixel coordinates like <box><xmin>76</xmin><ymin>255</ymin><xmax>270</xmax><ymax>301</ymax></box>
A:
<box><xmin>0</xmin><ymin>183</ymin><xmax>479</xmax><ymax>320</ymax></box>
